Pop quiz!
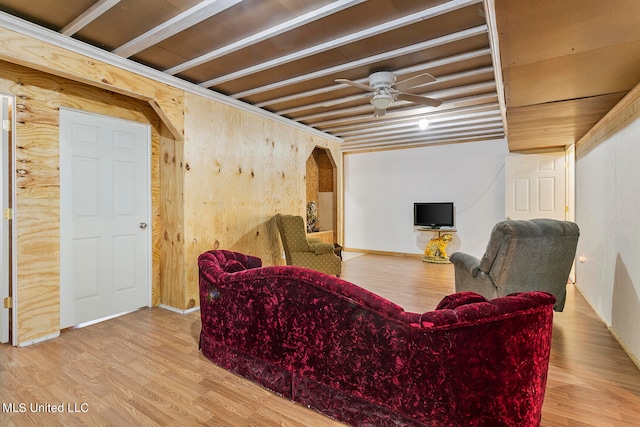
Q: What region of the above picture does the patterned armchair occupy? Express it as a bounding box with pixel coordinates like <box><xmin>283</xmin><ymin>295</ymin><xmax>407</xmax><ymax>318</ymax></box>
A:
<box><xmin>450</xmin><ymin>218</ymin><xmax>580</xmax><ymax>311</ymax></box>
<box><xmin>275</xmin><ymin>214</ymin><xmax>341</xmax><ymax>276</ymax></box>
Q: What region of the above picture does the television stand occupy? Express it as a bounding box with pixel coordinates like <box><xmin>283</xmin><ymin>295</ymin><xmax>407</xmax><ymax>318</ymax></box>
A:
<box><xmin>418</xmin><ymin>227</ymin><xmax>456</xmax><ymax>234</ymax></box>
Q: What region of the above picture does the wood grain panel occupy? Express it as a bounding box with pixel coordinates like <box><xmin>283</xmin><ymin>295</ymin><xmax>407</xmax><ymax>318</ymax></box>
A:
<box><xmin>159</xmin><ymin>124</ymin><xmax>185</xmax><ymax>309</ymax></box>
<box><xmin>305</xmin><ymin>153</ymin><xmax>319</xmax><ymax>206</ymax></box>
<box><xmin>496</xmin><ymin>0</ymin><xmax>640</xmax><ymax>67</ymax></box>
<box><xmin>504</xmin><ymin>42</ymin><xmax>640</xmax><ymax>108</ymax></box>
<box><xmin>14</xmin><ymin>198</ymin><xmax>60</xmax><ymax>343</ymax></box>
<box><xmin>0</xmin><ymin>27</ymin><xmax>184</xmax><ymax>141</ymax></box>
<box><xmin>316</xmin><ymin>148</ymin><xmax>334</xmax><ymax>192</ymax></box>
<box><xmin>577</xmin><ymin>83</ymin><xmax>640</xmax><ymax>157</ymax></box>
<box><xmin>150</xmin><ymin>119</ymin><xmax>162</xmax><ymax>307</ymax></box>
<box><xmin>14</xmin><ymin>124</ymin><xmax>59</xmax><ymax>196</ymax></box>
<box><xmin>182</xmin><ymin>93</ymin><xmax>341</xmax><ymax>309</ymax></box>
<box><xmin>506</xmin><ymin>93</ymin><xmax>626</xmax><ymax>152</ymax></box>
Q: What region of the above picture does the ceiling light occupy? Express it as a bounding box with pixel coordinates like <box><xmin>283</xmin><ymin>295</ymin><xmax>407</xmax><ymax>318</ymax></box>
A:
<box><xmin>370</xmin><ymin>93</ymin><xmax>394</xmax><ymax>110</ymax></box>
<box><xmin>418</xmin><ymin>117</ymin><xmax>429</xmax><ymax>130</ymax></box>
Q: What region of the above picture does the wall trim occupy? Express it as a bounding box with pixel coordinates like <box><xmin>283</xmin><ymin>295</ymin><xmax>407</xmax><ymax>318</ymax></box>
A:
<box><xmin>159</xmin><ymin>304</ymin><xmax>200</xmax><ymax>315</ymax></box>
<box><xmin>576</xmin><ymin>79</ymin><xmax>640</xmax><ymax>155</ymax></box>
<box><xmin>17</xmin><ymin>332</ymin><xmax>60</xmax><ymax>347</ymax></box>
<box><xmin>342</xmin><ymin>248</ymin><xmax>423</xmax><ymax>259</ymax></box>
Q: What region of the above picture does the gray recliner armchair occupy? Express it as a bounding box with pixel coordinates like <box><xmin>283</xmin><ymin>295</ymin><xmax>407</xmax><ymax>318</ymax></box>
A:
<box><xmin>449</xmin><ymin>219</ymin><xmax>580</xmax><ymax>311</ymax></box>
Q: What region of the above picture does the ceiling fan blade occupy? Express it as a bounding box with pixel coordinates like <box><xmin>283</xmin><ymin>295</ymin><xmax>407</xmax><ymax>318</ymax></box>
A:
<box><xmin>335</xmin><ymin>78</ymin><xmax>374</xmax><ymax>92</ymax></box>
<box><xmin>395</xmin><ymin>73</ymin><xmax>436</xmax><ymax>91</ymax></box>
<box><xmin>397</xmin><ymin>92</ymin><xmax>443</xmax><ymax>107</ymax></box>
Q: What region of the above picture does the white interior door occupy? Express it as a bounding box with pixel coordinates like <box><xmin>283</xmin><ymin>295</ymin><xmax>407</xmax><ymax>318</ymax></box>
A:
<box><xmin>60</xmin><ymin>108</ymin><xmax>150</xmax><ymax>329</ymax></box>
<box><xmin>1</xmin><ymin>97</ymin><xmax>9</xmax><ymax>343</ymax></box>
<box><xmin>505</xmin><ymin>152</ymin><xmax>567</xmax><ymax>221</ymax></box>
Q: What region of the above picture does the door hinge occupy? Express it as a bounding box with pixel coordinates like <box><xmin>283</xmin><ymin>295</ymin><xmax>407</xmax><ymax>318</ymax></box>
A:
<box><xmin>3</xmin><ymin>208</ymin><xmax>12</xmax><ymax>219</ymax></box>
<box><xmin>2</xmin><ymin>119</ymin><xmax>10</xmax><ymax>131</ymax></box>
<box><xmin>3</xmin><ymin>297</ymin><xmax>11</xmax><ymax>309</ymax></box>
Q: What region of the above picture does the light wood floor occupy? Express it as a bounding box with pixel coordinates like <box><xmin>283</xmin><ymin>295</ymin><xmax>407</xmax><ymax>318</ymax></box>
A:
<box><xmin>1</xmin><ymin>253</ymin><xmax>639</xmax><ymax>426</ymax></box>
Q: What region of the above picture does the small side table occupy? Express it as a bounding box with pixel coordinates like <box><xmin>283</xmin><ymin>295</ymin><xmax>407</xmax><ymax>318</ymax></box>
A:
<box><xmin>419</xmin><ymin>228</ymin><xmax>457</xmax><ymax>264</ymax></box>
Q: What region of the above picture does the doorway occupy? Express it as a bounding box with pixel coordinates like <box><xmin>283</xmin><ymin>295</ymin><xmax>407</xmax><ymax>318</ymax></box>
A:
<box><xmin>59</xmin><ymin>108</ymin><xmax>151</xmax><ymax>328</ymax></box>
<box><xmin>306</xmin><ymin>147</ymin><xmax>337</xmax><ymax>243</ymax></box>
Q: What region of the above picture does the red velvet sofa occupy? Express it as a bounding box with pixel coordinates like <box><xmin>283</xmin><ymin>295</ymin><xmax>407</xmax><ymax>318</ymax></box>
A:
<box><xmin>198</xmin><ymin>250</ymin><xmax>555</xmax><ymax>427</ymax></box>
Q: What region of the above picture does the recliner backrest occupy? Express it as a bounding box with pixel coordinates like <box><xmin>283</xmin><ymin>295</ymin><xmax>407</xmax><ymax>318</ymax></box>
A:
<box><xmin>480</xmin><ymin>219</ymin><xmax>580</xmax><ymax>296</ymax></box>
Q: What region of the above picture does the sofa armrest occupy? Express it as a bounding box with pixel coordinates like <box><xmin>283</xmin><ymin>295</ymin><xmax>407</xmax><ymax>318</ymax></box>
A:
<box><xmin>435</xmin><ymin>292</ymin><xmax>488</xmax><ymax>310</ymax></box>
<box><xmin>309</xmin><ymin>241</ymin><xmax>335</xmax><ymax>255</ymax></box>
<box><xmin>449</xmin><ymin>252</ymin><xmax>481</xmax><ymax>277</ymax></box>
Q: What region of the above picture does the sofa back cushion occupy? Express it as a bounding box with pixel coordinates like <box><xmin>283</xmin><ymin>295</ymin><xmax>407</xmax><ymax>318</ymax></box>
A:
<box><xmin>418</xmin><ymin>290</ymin><xmax>555</xmax><ymax>328</ymax></box>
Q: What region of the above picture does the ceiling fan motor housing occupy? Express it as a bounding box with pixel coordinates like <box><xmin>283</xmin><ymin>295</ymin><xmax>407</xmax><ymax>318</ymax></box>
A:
<box><xmin>368</xmin><ymin>71</ymin><xmax>397</xmax><ymax>89</ymax></box>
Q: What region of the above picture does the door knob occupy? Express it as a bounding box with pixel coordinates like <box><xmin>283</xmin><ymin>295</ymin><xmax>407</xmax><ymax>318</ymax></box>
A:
<box><xmin>139</xmin><ymin>222</ymin><xmax>148</xmax><ymax>230</ymax></box>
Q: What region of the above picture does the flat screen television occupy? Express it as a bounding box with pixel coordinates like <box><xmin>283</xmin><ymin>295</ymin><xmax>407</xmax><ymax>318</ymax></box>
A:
<box><xmin>414</xmin><ymin>202</ymin><xmax>454</xmax><ymax>228</ymax></box>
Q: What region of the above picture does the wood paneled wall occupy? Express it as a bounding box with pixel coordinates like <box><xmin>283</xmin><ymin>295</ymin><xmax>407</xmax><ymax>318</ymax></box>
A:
<box><xmin>158</xmin><ymin>123</ymin><xmax>184</xmax><ymax>309</ymax></box>
<box><xmin>0</xmin><ymin>60</ymin><xmax>162</xmax><ymax>344</ymax></box>
<box><xmin>0</xmin><ymin>29</ymin><xmax>341</xmax><ymax>342</ymax></box>
<box><xmin>181</xmin><ymin>94</ymin><xmax>341</xmax><ymax>308</ymax></box>
<box><xmin>306</xmin><ymin>154</ymin><xmax>319</xmax><ymax>206</ymax></box>
<box><xmin>316</xmin><ymin>149</ymin><xmax>334</xmax><ymax>192</ymax></box>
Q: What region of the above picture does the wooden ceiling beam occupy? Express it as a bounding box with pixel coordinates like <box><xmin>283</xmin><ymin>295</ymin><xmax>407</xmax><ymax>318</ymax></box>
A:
<box><xmin>164</xmin><ymin>0</ymin><xmax>366</xmax><ymax>75</ymax></box>
<box><xmin>199</xmin><ymin>0</ymin><xmax>483</xmax><ymax>87</ymax></box>
<box><xmin>254</xmin><ymin>49</ymin><xmax>492</xmax><ymax>108</ymax></box>
<box><xmin>312</xmin><ymin>95</ymin><xmax>498</xmax><ymax>128</ymax></box>
<box><xmin>335</xmin><ymin>110</ymin><xmax>502</xmax><ymax>138</ymax></box>
<box><xmin>276</xmin><ymin>67</ymin><xmax>495</xmax><ymax>116</ymax></box>
<box><xmin>294</xmin><ymin>81</ymin><xmax>496</xmax><ymax>122</ymax></box>
<box><xmin>61</xmin><ymin>0</ymin><xmax>121</xmax><ymax>36</ymax></box>
<box><xmin>324</xmin><ymin>103</ymin><xmax>501</xmax><ymax>134</ymax></box>
<box><xmin>230</xmin><ymin>25</ymin><xmax>488</xmax><ymax>99</ymax></box>
<box><xmin>113</xmin><ymin>0</ymin><xmax>243</xmax><ymax>57</ymax></box>
<box><xmin>341</xmin><ymin>128</ymin><xmax>504</xmax><ymax>151</ymax></box>
<box><xmin>342</xmin><ymin>117</ymin><xmax>503</xmax><ymax>143</ymax></box>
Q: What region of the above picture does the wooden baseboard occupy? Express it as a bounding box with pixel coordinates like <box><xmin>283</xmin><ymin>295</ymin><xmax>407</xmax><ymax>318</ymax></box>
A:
<box><xmin>342</xmin><ymin>247</ymin><xmax>423</xmax><ymax>259</ymax></box>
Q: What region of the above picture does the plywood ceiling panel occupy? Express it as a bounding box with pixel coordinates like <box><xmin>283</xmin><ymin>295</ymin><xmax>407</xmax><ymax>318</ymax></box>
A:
<box><xmin>75</xmin><ymin>0</ymin><xmax>204</xmax><ymax>49</ymax></box>
<box><xmin>504</xmin><ymin>41</ymin><xmax>640</xmax><ymax>108</ymax></box>
<box><xmin>494</xmin><ymin>0</ymin><xmax>640</xmax><ymax>152</ymax></box>
<box><xmin>496</xmin><ymin>0</ymin><xmax>640</xmax><ymax>67</ymax></box>
<box><xmin>506</xmin><ymin>93</ymin><xmax>626</xmax><ymax>151</ymax></box>
<box><xmin>0</xmin><ymin>0</ymin><xmax>96</xmax><ymax>29</ymax></box>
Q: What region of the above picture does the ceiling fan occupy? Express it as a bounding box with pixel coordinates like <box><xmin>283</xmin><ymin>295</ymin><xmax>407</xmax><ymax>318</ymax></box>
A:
<box><xmin>335</xmin><ymin>71</ymin><xmax>443</xmax><ymax>117</ymax></box>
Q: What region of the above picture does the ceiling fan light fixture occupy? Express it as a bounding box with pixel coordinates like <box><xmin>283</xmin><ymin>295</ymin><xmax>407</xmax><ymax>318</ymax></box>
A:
<box><xmin>370</xmin><ymin>93</ymin><xmax>394</xmax><ymax>110</ymax></box>
<box><xmin>418</xmin><ymin>117</ymin><xmax>429</xmax><ymax>130</ymax></box>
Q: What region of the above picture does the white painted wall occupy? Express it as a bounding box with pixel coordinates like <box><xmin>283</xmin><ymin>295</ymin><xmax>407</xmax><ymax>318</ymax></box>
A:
<box><xmin>575</xmin><ymin>99</ymin><xmax>640</xmax><ymax>364</ymax></box>
<box><xmin>344</xmin><ymin>139</ymin><xmax>509</xmax><ymax>258</ymax></box>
